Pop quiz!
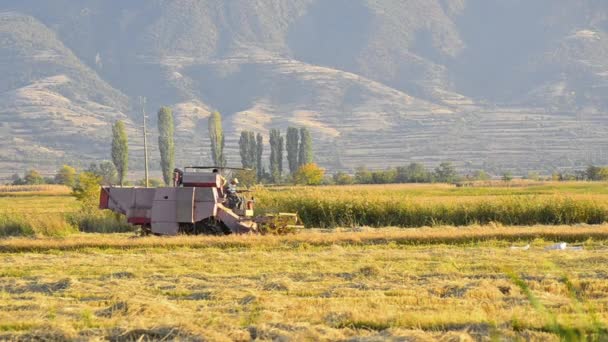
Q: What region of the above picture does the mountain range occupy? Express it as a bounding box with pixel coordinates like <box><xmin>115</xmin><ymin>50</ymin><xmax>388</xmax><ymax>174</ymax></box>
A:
<box><xmin>2</xmin><ymin>0</ymin><xmax>608</xmax><ymax>179</ymax></box>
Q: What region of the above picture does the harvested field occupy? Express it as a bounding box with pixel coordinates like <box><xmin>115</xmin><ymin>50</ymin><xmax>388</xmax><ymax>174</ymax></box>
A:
<box><xmin>0</xmin><ymin>225</ymin><xmax>607</xmax><ymax>252</ymax></box>
<box><xmin>0</xmin><ymin>229</ymin><xmax>606</xmax><ymax>341</ymax></box>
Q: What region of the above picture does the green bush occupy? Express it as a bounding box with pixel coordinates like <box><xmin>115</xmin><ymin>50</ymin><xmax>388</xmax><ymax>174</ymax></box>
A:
<box><xmin>0</xmin><ymin>214</ymin><xmax>35</xmax><ymax>237</ymax></box>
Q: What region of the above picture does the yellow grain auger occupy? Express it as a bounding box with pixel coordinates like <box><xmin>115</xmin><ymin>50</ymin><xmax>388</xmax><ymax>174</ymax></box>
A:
<box><xmin>99</xmin><ymin>167</ymin><xmax>302</xmax><ymax>235</ymax></box>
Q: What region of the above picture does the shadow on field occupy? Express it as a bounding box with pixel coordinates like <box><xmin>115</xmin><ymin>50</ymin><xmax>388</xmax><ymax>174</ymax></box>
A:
<box><xmin>107</xmin><ymin>327</ymin><xmax>204</xmax><ymax>342</ymax></box>
<box><xmin>2</xmin><ymin>278</ymin><xmax>71</xmax><ymax>294</ymax></box>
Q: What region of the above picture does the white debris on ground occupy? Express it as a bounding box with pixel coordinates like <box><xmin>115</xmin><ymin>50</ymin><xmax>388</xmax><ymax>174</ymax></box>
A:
<box><xmin>545</xmin><ymin>242</ymin><xmax>583</xmax><ymax>251</ymax></box>
<box><xmin>510</xmin><ymin>244</ymin><xmax>530</xmax><ymax>250</ymax></box>
<box><xmin>509</xmin><ymin>243</ymin><xmax>584</xmax><ymax>251</ymax></box>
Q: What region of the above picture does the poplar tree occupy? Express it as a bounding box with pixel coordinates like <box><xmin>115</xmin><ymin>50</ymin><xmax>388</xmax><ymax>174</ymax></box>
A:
<box><xmin>256</xmin><ymin>133</ymin><xmax>264</xmax><ymax>180</ymax></box>
<box><xmin>278</xmin><ymin>134</ymin><xmax>284</xmax><ymax>177</ymax></box>
<box><xmin>286</xmin><ymin>127</ymin><xmax>299</xmax><ymax>174</ymax></box>
<box><xmin>269</xmin><ymin>129</ymin><xmax>284</xmax><ymax>183</ymax></box>
<box><xmin>157</xmin><ymin>106</ymin><xmax>175</xmax><ymax>185</ymax></box>
<box><xmin>249</xmin><ymin>132</ymin><xmax>257</xmax><ymax>170</ymax></box>
<box><xmin>239</xmin><ymin>131</ymin><xmax>249</xmax><ymax>168</ymax></box>
<box><xmin>239</xmin><ymin>131</ymin><xmax>256</xmax><ymax>169</ymax></box>
<box><xmin>111</xmin><ymin>120</ymin><xmax>128</xmax><ymax>186</ymax></box>
<box><xmin>208</xmin><ymin>111</ymin><xmax>225</xmax><ymax>167</ymax></box>
<box><xmin>298</xmin><ymin>127</ymin><xmax>313</xmax><ymax>166</ymax></box>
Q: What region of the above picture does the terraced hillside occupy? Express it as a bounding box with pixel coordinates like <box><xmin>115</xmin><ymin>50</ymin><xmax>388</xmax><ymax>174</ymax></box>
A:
<box><xmin>1</xmin><ymin>0</ymin><xmax>608</xmax><ymax>177</ymax></box>
<box><xmin>0</xmin><ymin>13</ymin><xmax>134</xmax><ymax>174</ymax></box>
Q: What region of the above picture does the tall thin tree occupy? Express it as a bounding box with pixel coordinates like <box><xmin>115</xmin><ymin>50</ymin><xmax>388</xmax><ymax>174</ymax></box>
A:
<box><xmin>239</xmin><ymin>131</ymin><xmax>249</xmax><ymax>169</ymax></box>
<box><xmin>278</xmin><ymin>134</ymin><xmax>284</xmax><ymax>177</ymax></box>
<box><xmin>248</xmin><ymin>131</ymin><xmax>257</xmax><ymax>171</ymax></box>
<box><xmin>111</xmin><ymin>120</ymin><xmax>128</xmax><ymax>186</ymax></box>
<box><xmin>140</xmin><ymin>97</ymin><xmax>149</xmax><ymax>188</ymax></box>
<box><xmin>269</xmin><ymin>129</ymin><xmax>283</xmax><ymax>183</ymax></box>
<box><xmin>256</xmin><ymin>133</ymin><xmax>264</xmax><ymax>180</ymax></box>
<box><xmin>286</xmin><ymin>127</ymin><xmax>299</xmax><ymax>174</ymax></box>
<box><xmin>157</xmin><ymin>106</ymin><xmax>175</xmax><ymax>185</ymax></box>
<box><xmin>239</xmin><ymin>131</ymin><xmax>256</xmax><ymax>169</ymax></box>
<box><xmin>298</xmin><ymin>127</ymin><xmax>313</xmax><ymax>166</ymax></box>
<box><xmin>208</xmin><ymin>111</ymin><xmax>225</xmax><ymax>167</ymax></box>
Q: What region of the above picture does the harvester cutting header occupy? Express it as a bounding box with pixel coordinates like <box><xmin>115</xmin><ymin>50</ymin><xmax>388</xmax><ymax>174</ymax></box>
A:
<box><xmin>99</xmin><ymin>167</ymin><xmax>300</xmax><ymax>235</ymax></box>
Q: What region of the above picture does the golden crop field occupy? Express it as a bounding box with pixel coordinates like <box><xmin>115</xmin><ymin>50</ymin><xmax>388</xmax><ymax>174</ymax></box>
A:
<box><xmin>0</xmin><ymin>184</ymin><xmax>72</xmax><ymax>197</ymax></box>
<box><xmin>255</xmin><ymin>182</ymin><xmax>608</xmax><ymax>228</ymax></box>
<box><xmin>0</xmin><ymin>182</ymin><xmax>607</xmax><ymax>340</ymax></box>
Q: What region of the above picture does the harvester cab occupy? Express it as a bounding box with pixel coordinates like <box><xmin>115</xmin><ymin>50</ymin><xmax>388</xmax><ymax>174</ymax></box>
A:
<box><xmin>177</xmin><ymin>167</ymin><xmax>255</xmax><ymax>217</ymax></box>
<box><xmin>99</xmin><ymin>166</ymin><xmax>300</xmax><ymax>236</ymax></box>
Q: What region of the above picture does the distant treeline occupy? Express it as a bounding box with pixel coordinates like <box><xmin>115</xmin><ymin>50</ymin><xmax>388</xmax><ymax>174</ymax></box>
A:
<box><xmin>329</xmin><ymin>164</ymin><xmax>608</xmax><ymax>185</ymax></box>
<box><xmin>332</xmin><ymin>162</ymin><xmax>458</xmax><ymax>185</ymax></box>
<box><xmin>8</xmin><ymin>163</ymin><xmax>162</xmax><ymax>188</ymax></box>
<box><xmin>8</xmin><ymin>163</ymin><xmax>608</xmax><ymax>187</ymax></box>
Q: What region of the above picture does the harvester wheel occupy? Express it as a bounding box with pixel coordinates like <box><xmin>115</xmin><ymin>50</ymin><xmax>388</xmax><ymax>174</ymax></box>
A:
<box><xmin>139</xmin><ymin>224</ymin><xmax>152</xmax><ymax>236</ymax></box>
<box><xmin>193</xmin><ymin>219</ymin><xmax>231</xmax><ymax>236</ymax></box>
<box><xmin>179</xmin><ymin>223</ymin><xmax>196</xmax><ymax>235</ymax></box>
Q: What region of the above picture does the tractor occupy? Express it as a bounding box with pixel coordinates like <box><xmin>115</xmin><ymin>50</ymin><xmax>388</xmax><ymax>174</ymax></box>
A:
<box><xmin>99</xmin><ymin>166</ymin><xmax>300</xmax><ymax>235</ymax></box>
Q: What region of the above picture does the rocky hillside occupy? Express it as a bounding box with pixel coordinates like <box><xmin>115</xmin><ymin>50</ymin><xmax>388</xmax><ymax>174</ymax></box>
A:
<box><xmin>2</xmin><ymin>0</ymin><xmax>608</xmax><ymax>178</ymax></box>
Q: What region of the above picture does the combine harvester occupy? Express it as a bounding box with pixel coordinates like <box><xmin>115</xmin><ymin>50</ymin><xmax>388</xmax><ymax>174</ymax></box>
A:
<box><xmin>99</xmin><ymin>167</ymin><xmax>301</xmax><ymax>235</ymax></box>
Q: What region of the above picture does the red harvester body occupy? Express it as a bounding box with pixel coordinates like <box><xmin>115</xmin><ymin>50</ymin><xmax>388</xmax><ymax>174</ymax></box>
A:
<box><xmin>99</xmin><ymin>169</ymin><xmax>258</xmax><ymax>235</ymax></box>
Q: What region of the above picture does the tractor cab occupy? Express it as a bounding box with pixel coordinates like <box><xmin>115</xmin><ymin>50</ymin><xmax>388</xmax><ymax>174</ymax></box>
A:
<box><xmin>173</xmin><ymin>167</ymin><xmax>254</xmax><ymax>217</ymax></box>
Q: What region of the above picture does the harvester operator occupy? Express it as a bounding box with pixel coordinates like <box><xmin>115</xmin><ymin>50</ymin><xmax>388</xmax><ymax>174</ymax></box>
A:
<box><xmin>226</xmin><ymin>178</ymin><xmax>243</xmax><ymax>209</ymax></box>
<box><xmin>173</xmin><ymin>168</ymin><xmax>184</xmax><ymax>187</ymax></box>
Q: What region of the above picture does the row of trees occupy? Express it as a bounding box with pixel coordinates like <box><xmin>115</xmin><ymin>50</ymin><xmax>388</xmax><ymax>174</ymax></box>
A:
<box><xmin>10</xmin><ymin>162</ymin><xmax>165</xmax><ymax>188</ymax></box>
<box><xmin>10</xmin><ymin>164</ymin><xmax>108</xmax><ymax>187</ymax></box>
<box><xmin>11</xmin><ymin>165</ymin><xmax>97</xmax><ymax>187</ymax></box>
<box><xmin>109</xmin><ymin>109</ymin><xmax>317</xmax><ymax>186</ymax></box>
<box><xmin>11</xmin><ymin>161</ymin><xmax>608</xmax><ymax>187</ymax></box>
<box><xmin>108</xmin><ymin>107</ymin><xmax>321</xmax><ymax>186</ymax></box>
<box><xmin>10</xmin><ymin>169</ymin><xmax>57</xmax><ymax>186</ymax></box>
<box><xmin>6</xmin><ymin>162</ymin><xmax>447</xmax><ymax>187</ymax></box>
<box><xmin>328</xmin><ymin>163</ymin><xmax>608</xmax><ymax>185</ymax></box>
<box><xmin>238</xmin><ymin>126</ymin><xmax>314</xmax><ymax>183</ymax></box>
<box><xmin>552</xmin><ymin>165</ymin><xmax>608</xmax><ymax>182</ymax></box>
<box><xmin>331</xmin><ymin>162</ymin><xmax>459</xmax><ymax>185</ymax></box>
